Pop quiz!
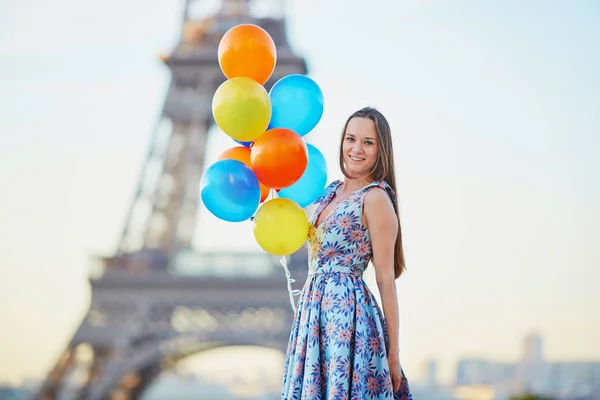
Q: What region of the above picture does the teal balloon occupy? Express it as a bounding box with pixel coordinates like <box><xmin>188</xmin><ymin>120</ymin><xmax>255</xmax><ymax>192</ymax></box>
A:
<box><xmin>268</xmin><ymin>74</ymin><xmax>324</xmax><ymax>136</ymax></box>
<box><xmin>200</xmin><ymin>159</ymin><xmax>260</xmax><ymax>222</ymax></box>
<box><xmin>278</xmin><ymin>144</ymin><xmax>328</xmax><ymax>208</ymax></box>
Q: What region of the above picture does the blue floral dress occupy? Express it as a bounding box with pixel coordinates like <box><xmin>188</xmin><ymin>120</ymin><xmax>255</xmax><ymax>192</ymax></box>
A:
<box><xmin>281</xmin><ymin>180</ymin><xmax>413</xmax><ymax>399</ymax></box>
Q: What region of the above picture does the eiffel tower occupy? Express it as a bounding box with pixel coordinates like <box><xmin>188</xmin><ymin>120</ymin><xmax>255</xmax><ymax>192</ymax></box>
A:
<box><xmin>36</xmin><ymin>1</ymin><xmax>308</xmax><ymax>398</ymax></box>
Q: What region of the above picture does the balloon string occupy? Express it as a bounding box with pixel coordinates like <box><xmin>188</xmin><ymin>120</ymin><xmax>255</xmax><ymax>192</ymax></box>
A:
<box><xmin>279</xmin><ymin>256</ymin><xmax>301</xmax><ymax>314</ymax></box>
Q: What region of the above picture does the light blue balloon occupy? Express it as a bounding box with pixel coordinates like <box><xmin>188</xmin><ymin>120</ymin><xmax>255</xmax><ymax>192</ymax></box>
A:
<box><xmin>278</xmin><ymin>144</ymin><xmax>328</xmax><ymax>208</ymax></box>
<box><xmin>200</xmin><ymin>159</ymin><xmax>260</xmax><ymax>222</ymax></box>
<box><xmin>268</xmin><ymin>74</ymin><xmax>324</xmax><ymax>136</ymax></box>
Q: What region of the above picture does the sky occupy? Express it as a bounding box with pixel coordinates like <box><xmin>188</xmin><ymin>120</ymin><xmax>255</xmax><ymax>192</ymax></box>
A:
<box><xmin>1</xmin><ymin>0</ymin><xmax>599</xmax><ymax>387</ymax></box>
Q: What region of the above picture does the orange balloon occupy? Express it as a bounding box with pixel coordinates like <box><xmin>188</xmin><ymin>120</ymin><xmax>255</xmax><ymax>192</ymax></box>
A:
<box><xmin>218</xmin><ymin>24</ymin><xmax>277</xmax><ymax>85</ymax></box>
<box><xmin>217</xmin><ymin>146</ymin><xmax>270</xmax><ymax>202</ymax></box>
<box><xmin>251</xmin><ymin>128</ymin><xmax>308</xmax><ymax>190</ymax></box>
<box><xmin>218</xmin><ymin>146</ymin><xmax>251</xmax><ymax>165</ymax></box>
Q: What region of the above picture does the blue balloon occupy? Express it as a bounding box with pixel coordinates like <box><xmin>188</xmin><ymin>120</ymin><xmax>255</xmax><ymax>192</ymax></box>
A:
<box><xmin>268</xmin><ymin>74</ymin><xmax>324</xmax><ymax>137</ymax></box>
<box><xmin>278</xmin><ymin>144</ymin><xmax>328</xmax><ymax>208</ymax></box>
<box><xmin>200</xmin><ymin>159</ymin><xmax>260</xmax><ymax>222</ymax></box>
<box><xmin>234</xmin><ymin>139</ymin><xmax>252</xmax><ymax>147</ymax></box>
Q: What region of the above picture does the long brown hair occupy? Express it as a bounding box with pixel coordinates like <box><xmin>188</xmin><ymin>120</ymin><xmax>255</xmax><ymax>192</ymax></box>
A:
<box><xmin>338</xmin><ymin>106</ymin><xmax>406</xmax><ymax>278</ymax></box>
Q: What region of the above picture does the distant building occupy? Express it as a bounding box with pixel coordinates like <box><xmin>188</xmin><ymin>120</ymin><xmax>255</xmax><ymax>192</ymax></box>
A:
<box><xmin>522</xmin><ymin>331</ymin><xmax>543</xmax><ymax>363</ymax></box>
<box><xmin>426</xmin><ymin>359</ymin><xmax>439</xmax><ymax>387</ymax></box>
<box><xmin>456</xmin><ymin>359</ymin><xmax>516</xmax><ymax>386</ymax></box>
<box><xmin>0</xmin><ymin>385</ymin><xmax>30</xmax><ymax>400</ymax></box>
<box><xmin>454</xmin><ymin>333</ymin><xmax>600</xmax><ymax>400</ymax></box>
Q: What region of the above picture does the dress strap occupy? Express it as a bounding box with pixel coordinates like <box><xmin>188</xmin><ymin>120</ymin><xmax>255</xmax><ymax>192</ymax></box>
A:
<box><xmin>312</xmin><ymin>179</ymin><xmax>342</xmax><ymax>207</ymax></box>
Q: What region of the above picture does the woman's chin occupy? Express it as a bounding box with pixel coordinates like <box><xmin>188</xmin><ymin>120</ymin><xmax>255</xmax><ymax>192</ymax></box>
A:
<box><xmin>344</xmin><ymin>166</ymin><xmax>372</xmax><ymax>180</ymax></box>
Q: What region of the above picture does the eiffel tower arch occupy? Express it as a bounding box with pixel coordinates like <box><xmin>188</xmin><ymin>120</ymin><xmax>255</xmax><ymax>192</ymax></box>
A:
<box><xmin>36</xmin><ymin>1</ymin><xmax>309</xmax><ymax>398</ymax></box>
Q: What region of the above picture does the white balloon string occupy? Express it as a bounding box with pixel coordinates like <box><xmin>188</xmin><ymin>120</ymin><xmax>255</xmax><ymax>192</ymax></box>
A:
<box><xmin>279</xmin><ymin>256</ymin><xmax>301</xmax><ymax>314</ymax></box>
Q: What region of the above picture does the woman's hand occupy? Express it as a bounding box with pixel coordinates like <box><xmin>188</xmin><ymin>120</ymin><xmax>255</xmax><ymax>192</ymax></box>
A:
<box><xmin>388</xmin><ymin>352</ymin><xmax>403</xmax><ymax>393</ymax></box>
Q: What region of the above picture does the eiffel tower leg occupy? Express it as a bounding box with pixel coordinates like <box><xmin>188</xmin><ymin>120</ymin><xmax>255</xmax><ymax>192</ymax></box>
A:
<box><xmin>35</xmin><ymin>348</ymin><xmax>74</xmax><ymax>399</ymax></box>
<box><xmin>75</xmin><ymin>347</ymin><xmax>106</xmax><ymax>400</ymax></box>
<box><xmin>127</xmin><ymin>363</ymin><xmax>163</xmax><ymax>399</ymax></box>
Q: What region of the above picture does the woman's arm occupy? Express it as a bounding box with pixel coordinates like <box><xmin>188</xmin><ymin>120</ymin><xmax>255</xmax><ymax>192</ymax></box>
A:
<box><xmin>364</xmin><ymin>187</ymin><xmax>402</xmax><ymax>390</ymax></box>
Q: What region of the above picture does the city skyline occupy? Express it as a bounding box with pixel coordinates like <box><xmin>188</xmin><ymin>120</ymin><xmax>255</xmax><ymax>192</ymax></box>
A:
<box><xmin>1</xmin><ymin>0</ymin><xmax>599</xmax><ymax>388</ymax></box>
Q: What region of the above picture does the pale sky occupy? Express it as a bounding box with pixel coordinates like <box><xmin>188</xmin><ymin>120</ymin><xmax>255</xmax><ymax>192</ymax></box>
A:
<box><xmin>1</xmin><ymin>0</ymin><xmax>599</xmax><ymax>387</ymax></box>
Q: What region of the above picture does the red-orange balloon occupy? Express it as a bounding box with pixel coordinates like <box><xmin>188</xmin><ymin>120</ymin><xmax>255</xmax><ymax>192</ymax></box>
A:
<box><xmin>251</xmin><ymin>128</ymin><xmax>308</xmax><ymax>190</ymax></box>
<box><xmin>218</xmin><ymin>24</ymin><xmax>277</xmax><ymax>85</ymax></box>
<box><xmin>217</xmin><ymin>146</ymin><xmax>270</xmax><ymax>202</ymax></box>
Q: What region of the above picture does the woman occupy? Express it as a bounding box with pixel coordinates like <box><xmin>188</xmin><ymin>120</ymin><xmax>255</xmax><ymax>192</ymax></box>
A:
<box><xmin>281</xmin><ymin>107</ymin><xmax>413</xmax><ymax>399</ymax></box>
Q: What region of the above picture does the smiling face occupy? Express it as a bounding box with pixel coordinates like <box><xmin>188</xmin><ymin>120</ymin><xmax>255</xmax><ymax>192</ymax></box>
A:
<box><xmin>341</xmin><ymin>117</ymin><xmax>379</xmax><ymax>179</ymax></box>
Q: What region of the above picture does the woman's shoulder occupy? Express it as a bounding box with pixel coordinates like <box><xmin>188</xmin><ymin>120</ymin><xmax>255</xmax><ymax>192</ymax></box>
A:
<box><xmin>363</xmin><ymin>180</ymin><xmax>397</xmax><ymax>223</ymax></box>
<box><xmin>363</xmin><ymin>180</ymin><xmax>396</xmax><ymax>204</ymax></box>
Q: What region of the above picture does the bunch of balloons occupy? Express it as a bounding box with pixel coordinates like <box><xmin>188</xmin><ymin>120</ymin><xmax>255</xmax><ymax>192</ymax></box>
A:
<box><xmin>200</xmin><ymin>23</ymin><xmax>327</xmax><ymax>257</ymax></box>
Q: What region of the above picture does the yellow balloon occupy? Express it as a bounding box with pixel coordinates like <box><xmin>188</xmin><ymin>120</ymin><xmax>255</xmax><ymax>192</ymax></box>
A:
<box><xmin>212</xmin><ymin>77</ymin><xmax>271</xmax><ymax>142</ymax></box>
<box><xmin>253</xmin><ymin>198</ymin><xmax>309</xmax><ymax>256</ymax></box>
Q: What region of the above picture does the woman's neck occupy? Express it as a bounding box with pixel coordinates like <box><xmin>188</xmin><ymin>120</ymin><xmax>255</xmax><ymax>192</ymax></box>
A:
<box><xmin>340</xmin><ymin>176</ymin><xmax>373</xmax><ymax>192</ymax></box>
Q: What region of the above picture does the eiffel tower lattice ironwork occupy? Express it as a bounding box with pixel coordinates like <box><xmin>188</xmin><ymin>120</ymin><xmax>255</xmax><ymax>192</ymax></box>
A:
<box><xmin>35</xmin><ymin>1</ymin><xmax>309</xmax><ymax>398</ymax></box>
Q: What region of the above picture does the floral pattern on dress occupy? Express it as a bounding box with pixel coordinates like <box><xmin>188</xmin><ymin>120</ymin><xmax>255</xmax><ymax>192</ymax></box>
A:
<box><xmin>282</xmin><ymin>180</ymin><xmax>413</xmax><ymax>400</ymax></box>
